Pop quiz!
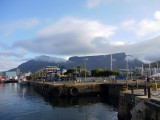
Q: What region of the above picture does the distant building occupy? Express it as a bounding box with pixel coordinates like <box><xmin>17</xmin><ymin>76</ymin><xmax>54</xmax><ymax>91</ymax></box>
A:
<box><xmin>36</xmin><ymin>66</ymin><xmax>60</xmax><ymax>81</ymax></box>
<box><xmin>16</xmin><ymin>68</ymin><xmax>20</xmax><ymax>76</ymax></box>
<box><xmin>24</xmin><ymin>71</ymin><xmax>31</xmax><ymax>77</ymax></box>
<box><xmin>6</xmin><ymin>71</ymin><xmax>17</xmax><ymax>80</ymax></box>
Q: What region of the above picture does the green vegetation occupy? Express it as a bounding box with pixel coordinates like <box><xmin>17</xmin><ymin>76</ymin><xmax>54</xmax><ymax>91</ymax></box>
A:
<box><xmin>91</xmin><ymin>68</ymin><xmax>119</xmax><ymax>77</ymax></box>
<box><xmin>81</xmin><ymin>70</ymin><xmax>89</xmax><ymax>77</ymax></box>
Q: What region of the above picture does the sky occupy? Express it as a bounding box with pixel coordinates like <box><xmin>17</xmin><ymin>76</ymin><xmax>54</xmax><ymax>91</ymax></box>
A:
<box><xmin>0</xmin><ymin>0</ymin><xmax>160</xmax><ymax>71</ymax></box>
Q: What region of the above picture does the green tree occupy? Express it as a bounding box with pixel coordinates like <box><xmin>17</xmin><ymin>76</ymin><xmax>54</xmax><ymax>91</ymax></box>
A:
<box><xmin>91</xmin><ymin>68</ymin><xmax>103</xmax><ymax>77</ymax></box>
<box><xmin>64</xmin><ymin>68</ymin><xmax>76</xmax><ymax>75</ymax></box>
<box><xmin>77</xmin><ymin>65</ymin><xmax>83</xmax><ymax>77</ymax></box>
<box><xmin>77</xmin><ymin>65</ymin><xmax>83</xmax><ymax>73</ymax></box>
<box><xmin>91</xmin><ymin>69</ymin><xmax>119</xmax><ymax>77</ymax></box>
<box><xmin>81</xmin><ymin>70</ymin><xmax>89</xmax><ymax>77</ymax></box>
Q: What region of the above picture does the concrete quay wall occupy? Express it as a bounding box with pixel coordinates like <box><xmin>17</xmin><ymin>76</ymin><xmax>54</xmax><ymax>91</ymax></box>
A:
<box><xmin>30</xmin><ymin>82</ymin><xmax>102</xmax><ymax>97</ymax></box>
<box><xmin>118</xmin><ymin>90</ymin><xmax>160</xmax><ymax>120</ymax></box>
<box><xmin>30</xmin><ymin>81</ymin><xmax>144</xmax><ymax>98</ymax></box>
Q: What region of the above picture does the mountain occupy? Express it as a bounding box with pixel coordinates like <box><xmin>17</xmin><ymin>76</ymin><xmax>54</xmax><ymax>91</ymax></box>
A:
<box><xmin>9</xmin><ymin>53</ymin><xmax>143</xmax><ymax>73</ymax></box>
<box><xmin>65</xmin><ymin>52</ymin><xmax>143</xmax><ymax>70</ymax></box>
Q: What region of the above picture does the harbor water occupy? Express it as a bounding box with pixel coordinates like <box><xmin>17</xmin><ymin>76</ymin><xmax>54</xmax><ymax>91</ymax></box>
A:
<box><xmin>0</xmin><ymin>83</ymin><xmax>118</xmax><ymax>120</ymax></box>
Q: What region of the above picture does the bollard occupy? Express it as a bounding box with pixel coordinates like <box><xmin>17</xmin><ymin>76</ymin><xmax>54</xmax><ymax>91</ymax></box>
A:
<box><xmin>148</xmin><ymin>86</ymin><xmax>151</xmax><ymax>98</ymax></box>
<box><xmin>144</xmin><ymin>85</ymin><xmax>147</xmax><ymax>95</ymax></box>
<box><xmin>52</xmin><ymin>81</ymin><xmax>55</xmax><ymax>85</ymax></box>
<box><xmin>74</xmin><ymin>80</ymin><xmax>76</xmax><ymax>84</ymax></box>
<box><xmin>131</xmin><ymin>85</ymin><xmax>134</xmax><ymax>94</ymax></box>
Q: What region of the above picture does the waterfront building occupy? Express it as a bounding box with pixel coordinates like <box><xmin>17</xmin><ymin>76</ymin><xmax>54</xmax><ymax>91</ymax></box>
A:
<box><xmin>24</xmin><ymin>71</ymin><xmax>31</xmax><ymax>77</ymax></box>
<box><xmin>36</xmin><ymin>66</ymin><xmax>60</xmax><ymax>81</ymax></box>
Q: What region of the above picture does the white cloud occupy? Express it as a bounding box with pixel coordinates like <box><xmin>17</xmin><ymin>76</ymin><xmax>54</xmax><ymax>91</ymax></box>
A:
<box><xmin>87</xmin><ymin>0</ymin><xmax>103</xmax><ymax>8</ymax></box>
<box><xmin>137</xmin><ymin>18</ymin><xmax>160</xmax><ymax>36</ymax></box>
<box><xmin>0</xmin><ymin>56</ymin><xmax>24</xmax><ymax>71</ymax></box>
<box><xmin>34</xmin><ymin>55</ymin><xmax>66</xmax><ymax>63</ymax></box>
<box><xmin>154</xmin><ymin>11</ymin><xmax>160</xmax><ymax>20</ymax></box>
<box><xmin>0</xmin><ymin>18</ymin><xmax>40</xmax><ymax>36</ymax></box>
<box><xmin>15</xmin><ymin>17</ymin><xmax>117</xmax><ymax>56</ymax></box>
<box><xmin>121</xmin><ymin>11</ymin><xmax>160</xmax><ymax>36</ymax></box>
<box><xmin>11</xmin><ymin>17</ymin><xmax>160</xmax><ymax>65</ymax></box>
<box><xmin>87</xmin><ymin>0</ymin><xmax>136</xmax><ymax>8</ymax></box>
<box><xmin>110</xmin><ymin>41</ymin><xmax>125</xmax><ymax>46</ymax></box>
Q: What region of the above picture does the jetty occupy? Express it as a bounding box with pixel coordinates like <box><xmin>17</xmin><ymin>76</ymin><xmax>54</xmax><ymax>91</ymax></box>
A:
<box><xmin>30</xmin><ymin>79</ymin><xmax>147</xmax><ymax>98</ymax></box>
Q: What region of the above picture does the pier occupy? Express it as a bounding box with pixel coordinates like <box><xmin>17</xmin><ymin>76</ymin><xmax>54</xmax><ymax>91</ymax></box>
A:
<box><xmin>30</xmin><ymin>79</ymin><xmax>148</xmax><ymax>98</ymax></box>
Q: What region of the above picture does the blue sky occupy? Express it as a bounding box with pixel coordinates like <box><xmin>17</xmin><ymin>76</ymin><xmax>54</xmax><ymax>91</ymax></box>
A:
<box><xmin>0</xmin><ymin>0</ymin><xmax>160</xmax><ymax>71</ymax></box>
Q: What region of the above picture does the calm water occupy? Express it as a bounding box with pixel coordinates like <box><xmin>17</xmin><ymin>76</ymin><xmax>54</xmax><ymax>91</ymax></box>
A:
<box><xmin>0</xmin><ymin>83</ymin><xmax>118</xmax><ymax>120</ymax></box>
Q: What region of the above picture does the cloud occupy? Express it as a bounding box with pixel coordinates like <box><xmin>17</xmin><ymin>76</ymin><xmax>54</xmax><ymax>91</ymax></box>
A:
<box><xmin>154</xmin><ymin>11</ymin><xmax>160</xmax><ymax>20</ymax></box>
<box><xmin>14</xmin><ymin>17</ymin><xmax>117</xmax><ymax>56</ymax></box>
<box><xmin>121</xmin><ymin>11</ymin><xmax>160</xmax><ymax>36</ymax></box>
<box><xmin>0</xmin><ymin>18</ymin><xmax>40</xmax><ymax>36</ymax></box>
<box><xmin>111</xmin><ymin>35</ymin><xmax>160</xmax><ymax>62</ymax></box>
<box><xmin>34</xmin><ymin>55</ymin><xmax>67</xmax><ymax>63</ymax></box>
<box><xmin>0</xmin><ymin>56</ymin><xmax>24</xmax><ymax>71</ymax></box>
<box><xmin>86</xmin><ymin>0</ymin><xmax>135</xmax><ymax>8</ymax></box>
<box><xmin>87</xmin><ymin>0</ymin><xmax>103</xmax><ymax>8</ymax></box>
<box><xmin>0</xmin><ymin>50</ymin><xmax>22</xmax><ymax>57</ymax></box>
<box><xmin>12</xmin><ymin>17</ymin><xmax>160</xmax><ymax>64</ymax></box>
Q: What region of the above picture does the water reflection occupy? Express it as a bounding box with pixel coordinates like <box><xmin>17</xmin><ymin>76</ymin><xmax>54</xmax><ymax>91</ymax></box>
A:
<box><xmin>0</xmin><ymin>83</ymin><xmax>118</xmax><ymax>120</ymax></box>
<box><xmin>43</xmin><ymin>96</ymin><xmax>118</xmax><ymax>110</ymax></box>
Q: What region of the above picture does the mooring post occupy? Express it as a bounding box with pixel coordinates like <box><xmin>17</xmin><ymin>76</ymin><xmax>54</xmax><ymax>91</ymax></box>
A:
<box><xmin>148</xmin><ymin>85</ymin><xmax>151</xmax><ymax>98</ymax></box>
<box><xmin>144</xmin><ymin>84</ymin><xmax>147</xmax><ymax>95</ymax></box>
<box><xmin>131</xmin><ymin>85</ymin><xmax>134</xmax><ymax>94</ymax></box>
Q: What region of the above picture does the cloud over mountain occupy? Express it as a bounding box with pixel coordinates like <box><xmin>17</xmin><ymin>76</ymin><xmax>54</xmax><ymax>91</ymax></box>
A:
<box><xmin>14</xmin><ymin>17</ymin><xmax>117</xmax><ymax>56</ymax></box>
<box><xmin>12</xmin><ymin>17</ymin><xmax>160</xmax><ymax>63</ymax></box>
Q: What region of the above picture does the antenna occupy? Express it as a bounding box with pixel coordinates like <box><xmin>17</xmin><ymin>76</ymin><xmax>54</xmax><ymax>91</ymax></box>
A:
<box><xmin>84</xmin><ymin>51</ymin><xmax>86</xmax><ymax>81</ymax></box>
<box><xmin>126</xmin><ymin>58</ymin><xmax>128</xmax><ymax>79</ymax></box>
<box><xmin>110</xmin><ymin>53</ymin><xmax>112</xmax><ymax>71</ymax></box>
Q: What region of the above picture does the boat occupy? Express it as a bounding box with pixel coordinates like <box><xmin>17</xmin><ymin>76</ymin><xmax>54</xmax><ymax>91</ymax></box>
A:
<box><xmin>19</xmin><ymin>77</ymin><xmax>29</xmax><ymax>86</ymax></box>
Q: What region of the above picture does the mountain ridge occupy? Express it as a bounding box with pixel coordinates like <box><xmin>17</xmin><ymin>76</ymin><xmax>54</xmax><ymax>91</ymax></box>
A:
<box><xmin>9</xmin><ymin>52</ymin><xmax>143</xmax><ymax>73</ymax></box>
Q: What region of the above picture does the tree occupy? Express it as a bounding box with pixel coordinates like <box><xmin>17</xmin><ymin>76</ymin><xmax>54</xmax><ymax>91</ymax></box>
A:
<box><xmin>77</xmin><ymin>65</ymin><xmax>83</xmax><ymax>77</ymax></box>
<box><xmin>81</xmin><ymin>70</ymin><xmax>89</xmax><ymax>77</ymax></box>
<box><xmin>91</xmin><ymin>68</ymin><xmax>103</xmax><ymax>77</ymax></box>
<box><xmin>91</xmin><ymin>69</ymin><xmax>119</xmax><ymax>77</ymax></box>
<box><xmin>64</xmin><ymin>69</ymin><xmax>76</xmax><ymax>75</ymax></box>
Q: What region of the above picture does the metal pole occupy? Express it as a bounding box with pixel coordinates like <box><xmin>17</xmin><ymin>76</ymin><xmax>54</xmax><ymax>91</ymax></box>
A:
<box><xmin>110</xmin><ymin>54</ymin><xmax>112</xmax><ymax>71</ymax></box>
<box><xmin>157</xmin><ymin>61</ymin><xmax>159</xmax><ymax>73</ymax></box>
<box><xmin>84</xmin><ymin>51</ymin><xmax>86</xmax><ymax>82</ymax></box>
<box><xmin>126</xmin><ymin>59</ymin><xmax>128</xmax><ymax>80</ymax></box>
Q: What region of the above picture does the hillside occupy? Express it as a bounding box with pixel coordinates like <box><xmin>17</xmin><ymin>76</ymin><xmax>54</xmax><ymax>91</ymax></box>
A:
<box><xmin>9</xmin><ymin>53</ymin><xmax>143</xmax><ymax>73</ymax></box>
